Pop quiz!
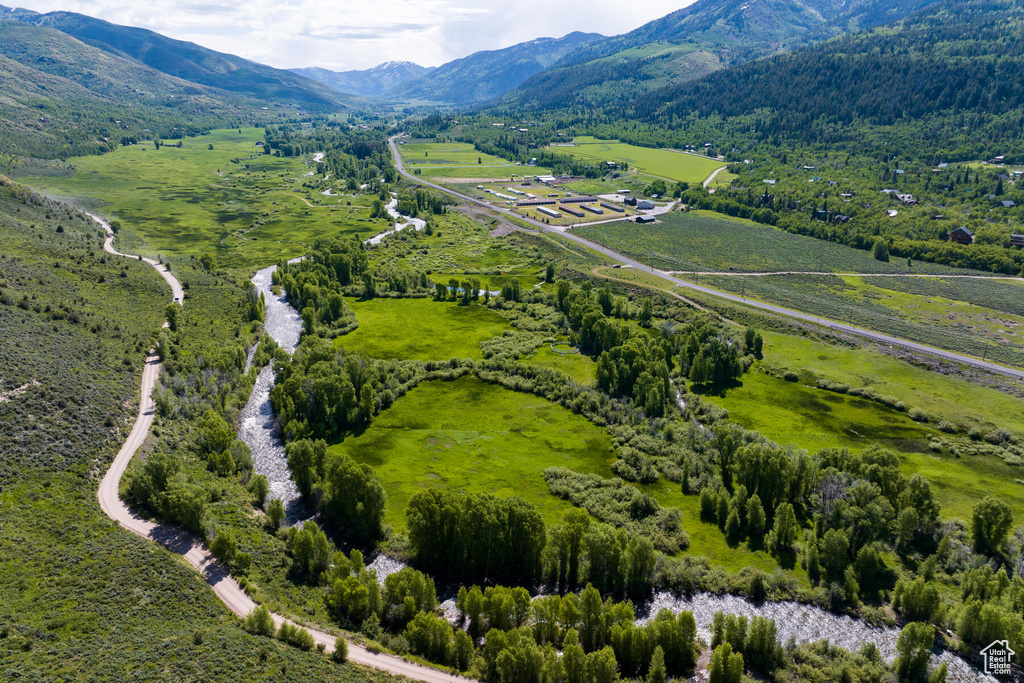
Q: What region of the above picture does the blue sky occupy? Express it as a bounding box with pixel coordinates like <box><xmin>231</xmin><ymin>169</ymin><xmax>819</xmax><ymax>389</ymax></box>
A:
<box><xmin>9</xmin><ymin>0</ymin><xmax>695</xmax><ymax>71</ymax></box>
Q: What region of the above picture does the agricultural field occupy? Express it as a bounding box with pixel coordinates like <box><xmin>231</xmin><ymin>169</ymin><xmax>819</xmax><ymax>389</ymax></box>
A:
<box><xmin>399</xmin><ymin>141</ymin><xmax>551</xmax><ymax>180</ymax></box>
<box><xmin>18</xmin><ymin>128</ymin><xmax>384</xmax><ymax>268</ymax></box>
<box><xmin>576</xmin><ymin>210</ymin><xmax>969</xmax><ymax>274</ymax></box>
<box><xmin>547</xmin><ymin>137</ymin><xmax>725</xmax><ymax>185</ymax></box>
<box><xmin>695</xmin><ymin>272</ymin><xmax>1024</xmax><ymax>369</ymax></box>
<box><xmin>335</xmin><ymin>298</ymin><xmax>511</xmax><ymax>360</ymax></box>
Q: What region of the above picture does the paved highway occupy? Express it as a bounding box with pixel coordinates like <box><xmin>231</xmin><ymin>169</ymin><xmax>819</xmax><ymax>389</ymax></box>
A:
<box><xmin>388</xmin><ymin>136</ymin><xmax>1024</xmax><ymax>381</ymax></box>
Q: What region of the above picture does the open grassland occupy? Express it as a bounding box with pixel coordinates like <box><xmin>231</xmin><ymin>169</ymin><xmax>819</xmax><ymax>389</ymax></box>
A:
<box><xmin>548</xmin><ymin>137</ymin><xmax>724</xmax><ymax>184</ymax></box>
<box><xmin>698</xmin><ymin>272</ymin><xmax>1024</xmax><ymax>369</ymax></box>
<box><xmin>760</xmin><ymin>330</ymin><xmax>1024</xmax><ymax>432</ymax></box>
<box><xmin>20</xmin><ymin>128</ymin><xmax>385</xmax><ymax>268</ymax></box>
<box><xmin>0</xmin><ymin>184</ymin><xmax>383</xmax><ymax>681</ymax></box>
<box><xmin>577</xmin><ymin>210</ymin><xmax>966</xmax><ymax>274</ymax></box>
<box><xmin>330</xmin><ymin>376</ymin><xmax>614</xmax><ymax>530</ymax></box>
<box><xmin>399</xmin><ymin>141</ymin><xmax>550</xmax><ymax>179</ymax></box>
<box><xmin>335</xmin><ymin>298</ymin><xmax>511</xmax><ymax>360</ymax></box>
<box><xmin>702</xmin><ymin>363</ymin><xmax>1024</xmax><ymax>525</ymax></box>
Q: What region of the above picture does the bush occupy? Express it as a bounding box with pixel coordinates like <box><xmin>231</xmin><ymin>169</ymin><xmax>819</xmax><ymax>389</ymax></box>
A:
<box><xmin>937</xmin><ymin>420</ymin><xmax>958</xmax><ymax>434</ymax></box>
<box><xmin>277</xmin><ymin>622</ymin><xmax>315</xmax><ymax>650</ymax></box>
<box><xmin>244</xmin><ymin>606</ymin><xmax>275</xmax><ymax>637</ymax></box>
<box><xmin>332</xmin><ymin>636</ymin><xmax>349</xmax><ymax>663</ymax></box>
<box><xmin>782</xmin><ymin>371</ymin><xmax>799</xmax><ymax>382</ymax></box>
<box><xmin>908</xmin><ymin>407</ymin><xmax>929</xmax><ymax>422</ymax></box>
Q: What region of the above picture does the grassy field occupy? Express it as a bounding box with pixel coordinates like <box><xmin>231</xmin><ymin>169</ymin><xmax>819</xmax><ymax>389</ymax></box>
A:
<box><xmin>547</xmin><ymin>137</ymin><xmax>724</xmax><ymax>185</ymax></box>
<box><xmin>576</xmin><ymin>210</ymin><xmax>967</xmax><ymax>274</ymax></box>
<box><xmin>20</xmin><ymin>128</ymin><xmax>385</xmax><ymax>268</ymax></box>
<box><xmin>330</xmin><ymin>376</ymin><xmax>615</xmax><ymax>530</ymax></box>
<box><xmin>399</xmin><ymin>142</ymin><xmax>551</xmax><ymax>179</ymax></box>
<box><xmin>335</xmin><ymin>298</ymin><xmax>511</xmax><ymax>360</ymax></box>
<box><xmin>697</xmin><ymin>273</ymin><xmax>1024</xmax><ymax>369</ymax></box>
<box><xmin>701</xmin><ymin>361</ymin><xmax>1024</xmax><ymax>524</ymax></box>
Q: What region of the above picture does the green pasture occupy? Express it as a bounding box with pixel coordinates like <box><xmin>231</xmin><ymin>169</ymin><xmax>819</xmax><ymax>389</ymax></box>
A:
<box><xmin>519</xmin><ymin>341</ymin><xmax>596</xmax><ymax>385</ymax></box>
<box><xmin>548</xmin><ymin>137</ymin><xmax>724</xmax><ymax>185</ymax></box>
<box><xmin>576</xmin><ymin>210</ymin><xmax>964</xmax><ymax>274</ymax></box>
<box><xmin>760</xmin><ymin>330</ymin><xmax>1024</xmax><ymax>433</ymax></box>
<box><xmin>330</xmin><ymin>376</ymin><xmax>615</xmax><ymax>530</ymax></box>
<box><xmin>700</xmin><ymin>364</ymin><xmax>1024</xmax><ymax>524</ymax></box>
<box><xmin>21</xmin><ymin>128</ymin><xmax>382</xmax><ymax>268</ymax></box>
<box><xmin>400</xmin><ymin>142</ymin><xmax>551</xmax><ymax>179</ymax></box>
<box><xmin>335</xmin><ymin>298</ymin><xmax>510</xmax><ymax>360</ymax></box>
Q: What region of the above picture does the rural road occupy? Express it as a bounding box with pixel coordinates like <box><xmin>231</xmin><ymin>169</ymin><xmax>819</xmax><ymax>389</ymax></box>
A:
<box><xmin>666</xmin><ymin>269</ymin><xmax>1023</xmax><ymax>280</ymax></box>
<box><xmin>703</xmin><ymin>166</ymin><xmax>729</xmax><ymax>189</ymax></box>
<box><xmin>389</xmin><ymin>135</ymin><xmax>1024</xmax><ymax>381</ymax></box>
<box><xmin>91</xmin><ymin>212</ymin><xmax>466</xmax><ymax>683</ymax></box>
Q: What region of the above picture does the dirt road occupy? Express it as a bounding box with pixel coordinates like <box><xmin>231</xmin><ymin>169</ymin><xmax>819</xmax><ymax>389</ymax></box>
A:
<box><xmin>90</xmin><ymin>212</ymin><xmax>465</xmax><ymax>683</ymax></box>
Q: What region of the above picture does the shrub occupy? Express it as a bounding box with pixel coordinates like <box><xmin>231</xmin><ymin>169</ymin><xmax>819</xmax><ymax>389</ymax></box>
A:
<box><xmin>332</xmin><ymin>636</ymin><xmax>349</xmax><ymax>663</ymax></box>
<box><xmin>782</xmin><ymin>371</ymin><xmax>799</xmax><ymax>382</ymax></box>
<box><xmin>908</xmin><ymin>407</ymin><xmax>929</xmax><ymax>422</ymax></box>
<box><xmin>937</xmin><ymin>420</ymin><xmax>958</xmax><ymax>434</ymax></box>
<box><xmin>244</xmin><ymin>606</ymin><xmax>275</xmax><ymax>637</ymax></box>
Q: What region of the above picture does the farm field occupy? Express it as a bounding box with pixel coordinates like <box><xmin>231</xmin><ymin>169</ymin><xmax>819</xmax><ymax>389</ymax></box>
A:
<box><xmin>335</xmin><ymin>297</ymin><xmax>511</xmax><ymax>360</ymax></box>
<box><xmin>330</xmin><ymin>376</ymin><xmax>614</xmax><ymax>530</ymax></box>
<box><xmin>547</xmin><ymin>137</ymin><xmax>725</xmax><ymax>185</ymax></box>
<box><xmin>576</xmin><ymin>210</ymin><xmax>968</xmax><ymax>274</ymax></box>
<box><xmin>20</xmin><ymin>128</ymin><xmax>383</xmax><ymax>268</ymax></box>
<box><xmin>696</xmin><ymin>273</ymin><xmax>1024</xmax><ymax>369</ymax></box>
<box><xmin>700</xmin><ymin>364</ymin><xmax>1024</xmax><ymax>524</ymax></box>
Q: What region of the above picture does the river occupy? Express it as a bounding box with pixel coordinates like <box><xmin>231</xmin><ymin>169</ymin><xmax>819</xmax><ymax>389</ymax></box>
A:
<box><xmin>234</xmin><ymin>200</ymin><xmax>992</xmax><ymax>681</ymax></box>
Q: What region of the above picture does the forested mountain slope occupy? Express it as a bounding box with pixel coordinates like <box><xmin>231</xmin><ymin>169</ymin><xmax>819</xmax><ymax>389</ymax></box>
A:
<box><xmin>504</xmin><ymin>0</ymin><xmax>937</xmax><ymax>110</ymax></box>
<box><xmin>624</xmin><ymin>0</ymin><xmax>1024</xmax><ymax>157</ymax></box>
<box><xmin>0</xmin><ymin>23</ymin><xmax>254</xmax><ymax>159</ymax></box>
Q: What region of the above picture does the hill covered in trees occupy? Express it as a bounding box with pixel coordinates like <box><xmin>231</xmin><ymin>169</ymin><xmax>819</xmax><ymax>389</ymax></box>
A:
<box><xmin>502</xmin><ymin>0</ymin><xmax>936</xmax><ymax>111</ymax></box>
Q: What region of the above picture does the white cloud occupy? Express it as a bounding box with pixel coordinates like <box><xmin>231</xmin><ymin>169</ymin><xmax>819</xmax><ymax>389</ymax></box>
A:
<box><xmin>10</xmin><ymin>0</ymin><xmax>694</xmax><ymax>71</ymax></box>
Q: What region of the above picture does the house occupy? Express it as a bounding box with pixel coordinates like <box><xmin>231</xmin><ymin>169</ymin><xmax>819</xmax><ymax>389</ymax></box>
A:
<box><xmin>636</xmin><ymin>215</ymin><xmax>657</xmax><ymax>224</ymax></box>
<box><xmin>895</xmin><ymin>193</ymin><xmax>917</xmax><ymax>205</ymax></box>
<box><xmin>637</xmin><ymin>200</ymin><xmax>656</xmax><ymax>210</ymax></box>
<box><xmin>990</xmin><ymin>155</ymin><xmax>1006</xmax><ymax>164</ymax></box>
<box><xmin>931</xmin><ymin>215</ymin><xmax>947</xmax><ymax>221</ymax></box>
<box><xmin>840</xmin><ymin>192</ymin><xmax>856</xmax><ymax>198</ymax></box>
<box><xmin>948</xmin><ymin>226</ymin><xmax>974</xmax><ymax>244</ymax></box>
<box><xmin>887</xmin><ymin>210</ymin><xmax>899</xmax><ymax>218</ymax></box>
<box><xmin>763</xmin><ymin>179</ymin><xmax>776</xmax><ymax>185</ymax></box>
<box><xmin>834</xmin><ymin>215</ymin><xmax>851</xmax><ymax>224</ymax></box>
<box><xmin>1001</xmin><ymin>200</ymin><xmax>1016</xmax><ymax>208</ymax></box>
<box><xmin>624</xmin><ymin>196</ymin><xmax>638</xmax><ymax>207</ymax></box>
<box><xmin>255</xmin><ymin>141</ymin><xmax>265</xmax><ymax>147</ymax></box>
<box><xmin>1011</xmin><ymin>234</ymin><xmax>1024</xmax><ymax>247</ymax></box>
<box><xmin>996</xmin><ymin>174</ymin><xmax>1010</xmax><ymax>181</ymax></box>
<box><xmin>536</xmin><ymin>175</ymin><xmax>557</xmax><ymax>184</ymax></box>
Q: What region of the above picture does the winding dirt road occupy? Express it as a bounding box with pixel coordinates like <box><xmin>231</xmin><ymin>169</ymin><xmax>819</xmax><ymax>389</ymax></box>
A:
<box><xmin>389</xmin><ymin>135</ymin><xmax>1024</xmax><ymax>381</ymax></box>
<box><xmin>91</xmin><ymin>212</ymin><xmax>465</xmax><ymax>683</ymax></box>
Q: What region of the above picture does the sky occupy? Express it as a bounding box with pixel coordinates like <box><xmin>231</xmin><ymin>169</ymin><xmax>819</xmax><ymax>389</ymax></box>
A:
<box><xmin>7</xmin><ymin>0</ymin><xmax>694</xmax><ymax>72</ymax></box>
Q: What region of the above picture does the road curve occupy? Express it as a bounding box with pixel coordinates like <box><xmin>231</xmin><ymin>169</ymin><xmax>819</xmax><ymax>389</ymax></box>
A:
<box><xmin>91</xmin><ymin>212</ymin><xmax>466</xmax><ymax>683</ymax></box>
<box><xmin>389</xmin><ymin>136</ymin><xmax>1024</xmax><ymax>381</ymax></box>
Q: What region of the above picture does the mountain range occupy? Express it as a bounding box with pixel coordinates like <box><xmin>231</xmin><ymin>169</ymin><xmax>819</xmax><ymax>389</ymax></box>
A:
<box><xmin>292</xmin><ymin>61</ymin><xmax>432</xmax><ymax>99</ymax></box>
<box><xmin>0</xmin><ymin>4</ymin><xmax>346</xmax><ymax>109</ymax></box>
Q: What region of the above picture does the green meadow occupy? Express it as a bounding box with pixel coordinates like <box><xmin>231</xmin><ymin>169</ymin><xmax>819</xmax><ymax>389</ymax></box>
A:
<box><xmin>335</xmin><ymin>298</ymin><xmax>511</xmax><ymax>360</ymax></box>
<box><xmin>701</xmin><ymin>360</ymin><xmax>1024</xmax><ymax>525</ymax></box>
<box><xmin>21</xmin><ymin>128</ymin><xmax>384</xmax><ymax>268</ymax></box>
<box><xmin>330</xmin><ymin>376</ymin><xmax>615</xmax><ymax>530</ymax></box>
<box><xmin>548</xmin><ymin>137</ymin><xmax>725</xmax><ymax>184</ymax></box>
<box><xmin>399</xmin><ymin>141</ymin><xmax>550</xmax><ymax>180</ymax></box>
